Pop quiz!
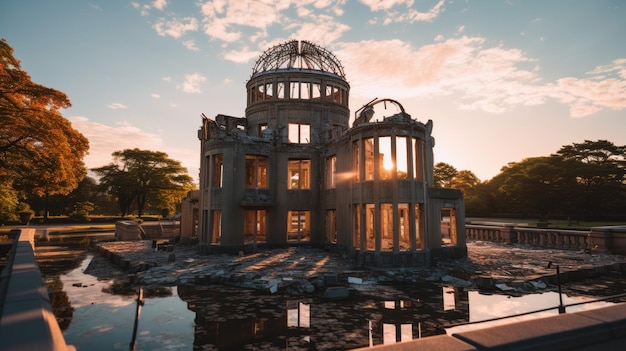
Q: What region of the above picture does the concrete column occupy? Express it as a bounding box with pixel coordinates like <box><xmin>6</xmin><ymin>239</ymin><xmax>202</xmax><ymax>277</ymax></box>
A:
<box><xmin>587</xmin><ymin>226</ymin><xmax>626</xmax><ymax>254</ymax></box>
<box><xmin>501</xmin><ymin>225</ymin><xmax>516</xmax><ymax>244</ymax></box>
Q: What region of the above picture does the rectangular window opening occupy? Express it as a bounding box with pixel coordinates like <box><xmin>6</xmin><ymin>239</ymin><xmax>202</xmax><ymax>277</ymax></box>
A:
<box><xmin>211</xmin><ymin>210</ymin><xmax>221</xmax><ymax>244</ymax></box>
<box><xmin>381</xmin><ymin>203</ymin><xmax>393</xmax><ymax>251</ymax></box>
<box><xmin>365</xmin><ymin>138</ymin><xmax>375</xmax><ymax>181</ymax></box>
<box><xmin>397</xmin><ymin>137</ymin><xmax>408</xmax><ymax>179</ymax></box>
<box><xmin>244</xmin><ymin>210</ymin><xmax>266</xmax><ymax>244</ymax></box>
<box><xmin>287</xmin><ymin>210</ymin><xmax>310</xmax><ymax>242</ymax></box>
<box><xmin>213</xmin><ymin>154</ymin><xmax>223</xmax><ymax>188</ymax></box>
<box><xmin>277</xmin><ymin>82</ymin><xmax>285</xmax><ymax>99</ymax></box>
<box><xmin>288</xmin><ymin>159</ymin><xmax>311</xmax><ymax>189</ymax></box>
<box><xmin>245</xmin><ymin>155</ymin><xmax>268</xmax><ymax>188</ymax></box>
<box><xmin>365</xmin><ymin>204</ymin><xmax>375</xmax><ymax>250</ymax></box>
<box><xmin>288</xmin><ymin>123</ymin><xmax>310</xmax><ymax>144</ymax></box>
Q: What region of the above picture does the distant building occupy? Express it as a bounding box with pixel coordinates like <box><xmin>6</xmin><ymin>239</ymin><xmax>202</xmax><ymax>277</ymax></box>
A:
<box><xmin>193</xmin><ymin>40</ymin><xmax>465</xmax><ymax>266</ymax></box>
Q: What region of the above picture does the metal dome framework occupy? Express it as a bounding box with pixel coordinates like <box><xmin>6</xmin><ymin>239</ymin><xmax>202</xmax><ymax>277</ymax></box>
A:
<box><xmin>251</xmin><ymin>40</ymin><xmax>346</xmax><ymax>79</ymax></box>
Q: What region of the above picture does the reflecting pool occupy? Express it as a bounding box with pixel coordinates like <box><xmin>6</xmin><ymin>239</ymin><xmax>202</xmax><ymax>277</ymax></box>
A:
<box><xmin>44</xmin><ymin>254</ymin><xmax>623</xmax><ymax>350</ymax></box>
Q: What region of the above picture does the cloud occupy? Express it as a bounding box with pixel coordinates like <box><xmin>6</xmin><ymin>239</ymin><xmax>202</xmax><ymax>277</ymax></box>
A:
<box><xmin>200</xmin><ymin>0</ymin><xmax>289</xmax><ymax>42</ymax></box>
<box><xmin>224</xmin><ymin>46</ymin><xmax>261</xmax><ymax>64</ymax></box>
<box><xmin>360</xmin><ymin>0</ymin><xmax>445</xmax><ymax>23</ymax></box>
<box><xmin>68</xmin><ymin>117</ymin><xmax>164</xmax><ymax>168</ymax></box>
<box><xmin>547</xmin><ymin>59</ymin><xmax>626</xmax><ymax>117</ymax></box>
<box><xmin>89</xmin><ymin>3</ymin><xmax>102</xmax><ymax>11</ymax></box>
<box><xmin>177</xmin><ymin>73</ymin><xmax>206</xmax><ymax>94</ymax></box>
<box><xmin>68</xmin><ymin>116</ymin><xmax>199</xmax><ymax>182</ymax></box>
<box><xmin>150</xmin><ymin>93</ymin><xmax>160</xmax><ymax>99</ymax></box>
<box><xmin>162</xmin><ymin>76</ymin><xmax>171</xmax><ymax>81</ymax></box>
<box><xmin>153</xmin><ymin>0</ymin><xmax>167</xmax><ymax>10</ymax></box>
<box><xmin>285</xmin><ymin>14</ymin><xmax>350</xmax><ymax>46</ymax></box>
<box><xmin>182</xmin><ymin>39</ymin><xmax>200</xmax><ymax>51</ymax></box>
<box><xmin>153</xmin><ymin>17</ymin><xmax>199</xmax><ymax>39</ymax></box>
<box><xmin>336</xmin><ymin>37</ymin><xmax>626</xmax><ymax>117</ymax></box>
<box><xmin>106</xmin><ymin>102</ymin><xmax>128</xmax><ymax>109</ymax></box>
<box><xmin>199</xmin><ymin>0</ymin><xmax>347</xmax><ymax>44</ymax></box>
<box><xmin>132</xmin><ymin>2</ymin><xmax>151</xmax><ymax>16</ymax></box>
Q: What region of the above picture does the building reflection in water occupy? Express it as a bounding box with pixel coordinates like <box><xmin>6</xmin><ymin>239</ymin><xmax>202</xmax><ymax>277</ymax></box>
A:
<box><xmin>178</xmin><ymin>284</ymin><xmax>470</xmax><ymax>349</ymax></box>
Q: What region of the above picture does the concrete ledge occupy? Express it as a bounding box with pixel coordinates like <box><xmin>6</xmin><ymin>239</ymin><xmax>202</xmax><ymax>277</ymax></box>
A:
<box><xmin>575</xmin><ymin>303</ymin><xmax>626</xmax><ymax>338</ymax></box>
<box><xmin>0</xmin><ymin>229</ymin><xmax>75</xmax><ymax>351</ymax></box>
<box><xmin>353</xmin><ymin>334</ymin><xmax>477</xmax><ymax>350</ymax></box>
<box><xmin>452</xmin><ymin>313</ymin><xmax>611</xmax><ymax>351</ymax></box>
<box><xmin>353</xmin><ymin>303</ymin><xmax>626</xmax><ymax>351</ymax></box>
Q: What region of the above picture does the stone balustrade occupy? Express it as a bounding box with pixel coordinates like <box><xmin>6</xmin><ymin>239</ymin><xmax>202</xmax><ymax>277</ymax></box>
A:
<box><xmin>467</xmin><ymin>224</ymin><xmax>626</xmax><ymax>254</ymax></box>
<box><xmin>0</xmin><ymin>229</ymin><xmax>75</xmax><ymax>351</ymax></box>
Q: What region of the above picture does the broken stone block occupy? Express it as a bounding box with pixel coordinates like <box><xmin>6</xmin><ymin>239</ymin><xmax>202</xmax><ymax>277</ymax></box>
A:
<box><xmin>324</xmin><ymin>286</ymin><xmax>349</xmax><ymax>299</ymax></box>
<box><xmin>495</xmin><ymin>283</ymin><xmax>516</xmax><ymax>291</ymax></box>
<box><xmin>348</xmin><ymin>276</ymin><xmax>363</xmax><ymax>284</ymax></box>
<box><xmin>441</xmin><ymin>275</ymin><xmax>472</xmax><ymax>287</ymax></box>
<box><xmin>324</xmin><ymin>274</ymin><xmax>338</xmax><ymax>286</ymax></box>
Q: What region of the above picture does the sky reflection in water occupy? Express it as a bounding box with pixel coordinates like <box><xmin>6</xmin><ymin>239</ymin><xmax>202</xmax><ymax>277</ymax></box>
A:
<box><xmin>55</xmin><ymin>255</ymin><xmax>616</xmax><ymax>350</ymax></box>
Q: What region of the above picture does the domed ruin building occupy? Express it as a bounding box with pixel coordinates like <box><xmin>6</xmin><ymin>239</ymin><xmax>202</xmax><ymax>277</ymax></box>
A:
<box><xmin>193</xmin><ymin>40</ymin><xmax>466</xmax><ymax>266</ymax></box>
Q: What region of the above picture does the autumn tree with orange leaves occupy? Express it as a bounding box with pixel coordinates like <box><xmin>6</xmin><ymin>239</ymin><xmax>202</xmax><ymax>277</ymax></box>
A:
<box><xmin>0</xmin><ymin>39</ymin><xmax>88</xmax><ymax>220</ymax></box>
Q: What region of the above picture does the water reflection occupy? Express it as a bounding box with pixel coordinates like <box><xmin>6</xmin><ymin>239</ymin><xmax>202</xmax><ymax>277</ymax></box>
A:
<box><xmin>45</xmin><ymin>254</ymin><xmax>623</xmax><ymax>350</ymax></box>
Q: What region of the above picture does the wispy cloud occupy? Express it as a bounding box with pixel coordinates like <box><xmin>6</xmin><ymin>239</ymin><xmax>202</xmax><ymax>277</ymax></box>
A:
<box><xmin>182</xmin><ymin>39</ymin><xmax>200</xmax><ymax>51</ymax></box>
<box><xmin>177</xmin><ymin>73</ymin><xmax>206</xmax><ymax>94</ymax></box>
<box><xmin>68</xmin><ymin>116</ymin><xmax>199</xmax><ymax>182</ymax></box>
<box><xmin>89</xmin><ymin>3</ymin><xmax>102</xmax><ymax>12</ymax></box>
<box><xmin>68</xmin><ymin>116</ymin><xmax>163</xmax><ymax>168</ymax></box>
<box><xmin>548</xmin><ymin>59</ymin><xmax>626</xmax><ymax>117</ymax></box>
<box><xmin>223</xmin><ymin>46</ymin><xmax>261</xmax><ymax>64</ymax></box>
<box><xmin>336</xmin><ymin>37</ymin><xmax>626</xmax><ymax>117</ymax></box>
<box><xmin>200</xmin><ymin>0</ymin><xmax>289</xmax><ymax>42</ymax></box>
<box><xmin>106</xmin><ymin>102</ymin><xmax>128</xmax><ymax>109</ymax></box>
<box><xmin>162</xmin><ymin>76</ymin><xmax>171</xmax><ymax>82</ymax></box>
<box><xmin>150</xmin><ymin>93</ymin><xmax>160</xmax><ymax>99</ymax></box>
<box><xmin>153</xmin><ymin>17</ymin><xmax>198</xmax><ymax>39</ymax></box>
<box><xmin>361</xmin><ymin>0</ymin><xmax>446</xmax><ymax>24</ymax></box>
<box><xmin>153</xmin><ymin>0</ymin><xmax>168</xmax><ymax>11</ymax></box>
<box><xmin>284</xmin><ymin>13</ymin><xmax>350</xmax><ymax>46</ymax></box>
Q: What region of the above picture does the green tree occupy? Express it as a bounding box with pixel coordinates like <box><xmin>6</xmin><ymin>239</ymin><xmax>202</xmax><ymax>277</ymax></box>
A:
<box><xmin>0</xmin><ymin>39</ymin><xmax>88</xmax><ymax>219</ymax></box>
<box><xmin>93</xmin><ymin>149</ymin><xmax>195</xmax><ymax>217</ymax></box>
<box><xmin>0</xmin><ymin>184</ymin><xmax>19</xmax><ymax>223</ymax></box>
<box><xmin>433</xmin><ymin>162</ymin><xmax>457</xmax><ymax>188</ymax></box>
<box><xmin>451</xmin><ymin>170</ymin><xmax>480</xmax><ymax>195</ymax></box>
<box><xmin>497</xmin><ymin>156</ymin><xmax>577</xmax><ymax>220</ymax></box>
<box><xmin>554</xmin><ymin>139</ymin><xmax>625</xmax><ymax>220</ymax></box>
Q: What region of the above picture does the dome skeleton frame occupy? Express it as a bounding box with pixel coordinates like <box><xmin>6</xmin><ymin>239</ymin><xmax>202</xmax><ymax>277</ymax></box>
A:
<box><xmin>251</xmin><ymin>40</ymin><xmax>346</xmax><ymax>79</ymax></box>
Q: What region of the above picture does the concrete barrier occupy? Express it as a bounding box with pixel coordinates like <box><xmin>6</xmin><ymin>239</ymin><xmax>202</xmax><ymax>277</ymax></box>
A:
<box><xmin>0</xmin><ymin>228</ymin><xmax>75</xmax><ymax>351</ymax></box>
<box><xmin>115</xmin><ymin>220</ymin><xmax>142</xmax><ymax>240</ymax></box>
<box><xmin>353</xmin><ymin>303</ymin><xmax>626</xmax><ymax>351</ymax></box>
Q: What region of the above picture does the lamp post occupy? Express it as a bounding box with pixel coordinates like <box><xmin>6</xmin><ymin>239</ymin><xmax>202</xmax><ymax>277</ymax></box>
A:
<box><xmin>547</xmin><ymin>261</ymin><xmax>565</xmax><ymax>314</ymax></box>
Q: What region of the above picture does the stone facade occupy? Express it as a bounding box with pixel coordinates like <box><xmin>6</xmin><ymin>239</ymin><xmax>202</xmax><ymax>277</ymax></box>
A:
<box><xmin>195</xmin><ymin>40</ymin><xmax>465</xmax><ymax>265</ymax></box>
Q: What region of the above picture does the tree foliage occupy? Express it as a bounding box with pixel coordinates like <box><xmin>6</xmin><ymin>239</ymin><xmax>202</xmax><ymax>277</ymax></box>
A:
<box><xmin>470</xmin><ymin>140</ymin><xmax>626</xmax><ymax>220</ymax></box>
<box><xmin>0</xmin><ymin>39</ymin><xmax>88</xmax><ymax>211</ymax></box>
<box><xmin>93</xmin><ymin>149</ymin><xmax>195</xmax><ymax>217</ymax></box>
<box><xmin>433</xmin><ymin>162</ymin><xmax>458</xmax><ymax>188</ymax></box>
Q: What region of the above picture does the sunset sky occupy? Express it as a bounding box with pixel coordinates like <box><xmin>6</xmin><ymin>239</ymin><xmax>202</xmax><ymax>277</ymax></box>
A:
<box><xmin>2</xmin><ymin>0</ymin><xmax>625</xmax><ymax>184</ymax></box>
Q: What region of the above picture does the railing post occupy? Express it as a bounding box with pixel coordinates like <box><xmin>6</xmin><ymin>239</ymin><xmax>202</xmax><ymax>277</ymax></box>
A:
<box><xmin>501</xmin><ymin>225</ymin><xmax>515</xmax><ymax>244</ymax></box>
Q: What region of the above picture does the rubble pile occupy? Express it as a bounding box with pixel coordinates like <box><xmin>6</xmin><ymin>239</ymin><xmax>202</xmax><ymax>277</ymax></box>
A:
<box><xmin>92</xmin><ymin>240</ymin><xmax>626</xmax><ymax>296</ymax></box>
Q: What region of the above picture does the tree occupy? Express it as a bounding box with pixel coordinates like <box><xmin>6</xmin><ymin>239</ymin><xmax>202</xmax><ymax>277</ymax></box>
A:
<box><xmin>93</xmin><ymin>149</ymin><xmax>195</xmax><ymax>217</ymax></box>
<box><xmin>451</xmin><ymin>170</ymin><xmax>480</xmax><ymax>195</ymax></box>
<box><xmin>433</xmin><ymin>162</ymin><xmax>458</xmax><ymax>188</ymax></box>
<box><xmin>0</xmin><ymin>39</ymin><xmax>88</xmax><ymax>218</ymax></box>
<box><xmin>554</xmin><ymin>140</ymin><xmax>626</xmax><ymax>220</ymax></box>
<box><xmin>497</xmin><ymin>156</ymin><xmax>579</xmax><ymax>220</ymax></box>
